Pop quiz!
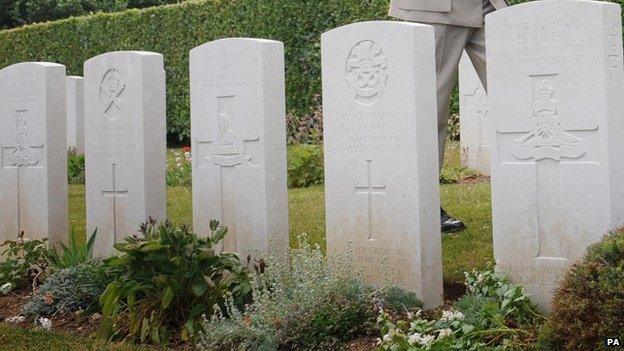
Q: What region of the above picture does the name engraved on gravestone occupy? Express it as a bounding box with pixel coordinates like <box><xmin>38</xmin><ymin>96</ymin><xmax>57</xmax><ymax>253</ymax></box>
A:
<box><xmin>323</xmin><ymin>21</ymin><xmax>443</xmax><ymax>309</ymax></box>
<box><xmin>85</xmin><ymin>51</ymin><xmax>167</xmax><ymax>258</ymax></box>
<box><xmin>352</xmin><ymin>246</ymin><xmax>412</xmax><ymax>286</ymax></box>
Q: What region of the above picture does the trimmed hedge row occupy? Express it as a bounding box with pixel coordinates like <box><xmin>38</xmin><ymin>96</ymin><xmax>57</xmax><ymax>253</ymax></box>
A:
<box><xmin>0</xmin><ymin>0</ymin><xmax>393</xmax><ymax>141</ymax></box>
<box><xmin>2</xmin><ymin>0</ymin><xmax>618</xmax><ymax>142</ymax></box>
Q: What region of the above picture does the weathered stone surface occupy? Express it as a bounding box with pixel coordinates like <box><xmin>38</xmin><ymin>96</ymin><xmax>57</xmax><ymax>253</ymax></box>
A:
<box><xmin>487</xmin><ymin>0</ymin><xmax>624</xmax><ymax>311</ymax></box>
<box><xmin>459</xmin><ymin>52</ymin><xmax>490</xmax><ymax>175</ymax></box>
<box><xmin>190</xmin><ymin>38</ymin><xmax>289</xmax><ymax>259</ymax></box>
<box><xmin>322</xmin><ymin>21</ymin><xmax>443</xmax><ymax>309</ymax></box>
<box><xmin>0</xmin><ymin>62</ymin><xmax>68</xmax><ymax>246</ymax></box>
<box><xmin>84</xmin><ymin>51</ymin><xmax>167</xmax><ymax>257</ymax></box>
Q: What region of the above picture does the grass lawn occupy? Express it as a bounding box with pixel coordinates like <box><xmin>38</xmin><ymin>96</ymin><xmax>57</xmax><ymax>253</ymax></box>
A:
<box><xmin>68</xmin><ymin>142</ymin><xmax>492</xmax><ymax>284</ymax></box>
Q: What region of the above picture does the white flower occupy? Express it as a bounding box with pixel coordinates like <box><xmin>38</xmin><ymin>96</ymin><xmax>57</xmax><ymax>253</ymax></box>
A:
<box><xmin>407</xmin><ymin>312</ymin><xmax>414</xmax><ymax>320</ymax></box>
<box><xmin>6</xmin><ymin>316</ymin><xmax>25</xmax><ymax>324</ymax></box>
<box><xmin>0</xmin><ymin>282</ymin><xmax>12</xmax><ymax>294</ymax></box>
<box><xmin>37</xmin><ymin>317</ymin><xmax>52</xmax><ymax>331</ymax></box>
<box><xmin>438</xmin><ymin>328</ymin><xmax>453</xmax><ymax>339</ymax></box>
<box><xmin>175</xmin><ymin>157</ymin><xmax>181</xmax><ymax>162</ymax></box>
<box><xmin>408</xmin><ymin>333</ymin><xmax>436</xmax><ymax>346</ymax></box>
<box><xmin>440</xmin><ymin>310</ymin><xmax>465</xmax><ymax>322</ymax></box>
<box><xmin>408</xmin><ymin>332</ymin><xmax>422</xmax><ymax>345</ymax></box>
<box><xmin>382</xmin><ymin>332</ymin><xmax>393</xmax><ymax>343</ymax></box>
<box><xmin>176</xmin><ymin>162</ymin><xmax>183</xmax><ymax>168</ymax></box>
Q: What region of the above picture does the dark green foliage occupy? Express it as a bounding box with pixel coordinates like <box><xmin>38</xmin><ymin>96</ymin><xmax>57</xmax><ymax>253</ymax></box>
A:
<box><xmin>0</xmin><ymin>0</ymin><xmax>394</xmax><ymax>141</ymax></box>
<box><xmin>98</xmin><ymin>219</ymin><xmax>251</xmax><ymax>344</ymax></box>
<box><xmin>287</xmin><ymin>144</ymin><xmax>324</xmax><ymax>188</ymax></box>
<box><xmin>21</xmin><ymin>263</ymin><xmax>110</xmax><ymax>316</ymax></box>
<box><xmin>67</xmin><ymin>150</ymin><xmax>85</xmax><ymax>184</ymax></box>
<box><xmin>540</xmin><ymin>229</ymin><xmax>624</xmax><ymax>351</ymax></box>
<box><xmin>0</xmin><ymin>0</ymin><xmax>183</xmax><ymax>29</ymax></box>
<box><xmin>0</xmin><ymin>234</ymin><xmax>55</xmax><ymax>292</ymax></box>
<box><xmin>277</xmin><ymin>280</ymin><xmax>377</xmax><ymax>350</ymax></box>
<box><xmin>1</xmin><ymin>0</ymin><xmax>621</xmax><ymax>141</ymax></box>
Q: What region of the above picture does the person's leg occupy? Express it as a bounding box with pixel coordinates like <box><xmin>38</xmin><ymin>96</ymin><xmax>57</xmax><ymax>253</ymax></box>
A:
<box><xmin>430</xmin><ymin>24</ymin><xmax>473</xmax><ymax>232</ymax></box>
<box><xmin>465</xmin><ymin>0</ymin><xmax>495</xmax><ymax>90</ymax></box>
<box><xmin>431</xmin><ymin>23</ymin><xmax>474</xmax><ymax>169</ymax></box>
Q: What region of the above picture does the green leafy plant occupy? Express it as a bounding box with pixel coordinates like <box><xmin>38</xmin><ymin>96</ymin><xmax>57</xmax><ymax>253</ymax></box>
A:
<box><xmin>21</xmin><ymin>263</ymin><xmax>110</xmax><ymax>317</ymax></box>
<box><xmin>46</xmin><ymin>228</ymin><xmax>97</xmax><ymax>269</ymax></box>
<box><xmin>67</xmin><ymin>150</ymin><xmax>85</xmax><ymax>184</ymax></box>
<box><xmin>287</xmin><ymin>144</ymin><xmax>324</xmax><ymax>188</ymax></box>
<box><xmin>377</xmin><ymin>266</ymin><xmax>543</xmax><ymax>351</ymax></box>
<box><xmin>97</xmin><ymin>219</ymin><xmax>251</xmax><ymax>345</ymax></box>
<box><xmin>0</xmin><ymin>233</ymin><xmax>55</xmax><ymax>293</ymax></box>
<box><xmin>539</xmin><ymin>228</ymin><xmax>624</xmax><ymax>351</ymax></box>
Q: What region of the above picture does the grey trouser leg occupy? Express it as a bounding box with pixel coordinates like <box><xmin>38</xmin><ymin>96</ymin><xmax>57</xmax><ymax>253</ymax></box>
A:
<box><xmin>431</xmin><ymin>0</ymin><xmax>494</xmax><ymax>169</ymax></box>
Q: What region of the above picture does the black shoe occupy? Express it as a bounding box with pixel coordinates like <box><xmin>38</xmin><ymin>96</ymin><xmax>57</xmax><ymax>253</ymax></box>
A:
<box><xmin>441</xmin><ymin>207</ymin><xmax>466</xmax><ymax>233</ymax></box>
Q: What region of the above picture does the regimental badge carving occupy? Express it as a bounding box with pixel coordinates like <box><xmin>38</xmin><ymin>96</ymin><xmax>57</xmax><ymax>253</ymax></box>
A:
<box><xmin>206</xmin><ymin>112</ymin><xmax>254</xmax><ymax>168</ymax></box>
<box><xmin>6</xmin><ymin>111</ymin><xmax>43</xmax><ymax>167</ymax></box>
<box><xmin>99</xmin><ymin>68</ymin><xmax>126</xmax><ymax>121</ymax></box>
<box><xmin>345</xmin><ymin>40</ymin><xmax>388</xmax><ymax>105</ymax></box>
<box><xmin>511</xmin><ymin>79</ymin><xmax>584</xmax><ymax>161</ymax></box>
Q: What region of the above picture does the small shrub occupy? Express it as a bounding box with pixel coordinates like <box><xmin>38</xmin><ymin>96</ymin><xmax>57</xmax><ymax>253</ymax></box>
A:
<box><xmin>287</xmin><ymin>144</ymin><xmax>324</xmax><ymax>188</ymax></box>
<box><xmin>98</xmin><ymin>219</ymin><xmax>251</xmax><ymax>344</ymax></box>
<box><xmin>198</xmin><ymin>236</ymin><xmax>391</xmax><ymax>351</ymax></box>
<box><xmin>540</xmin><ymin>229</ymin><xmax>624</xmax><ymax>351</ymax></box>
<box><xmin>0</xmin><ymin>233</ymin><xmax>55</xmax><ymax>293</ymax></box>
<box><xmin>67</xmin><ymin>150</ymin><xmax>85</xmax><ymax>184</ymax></box>
<box><xmin>21</xmin><ymin>263</ymin><xmax>110</xmax><ymax>317</ymax></box>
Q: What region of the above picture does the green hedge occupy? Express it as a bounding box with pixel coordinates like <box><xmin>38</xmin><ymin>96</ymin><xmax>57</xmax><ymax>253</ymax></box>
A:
<box><xmin>0</xmin><ymin>0</ymin><xmax>395</xmax><ymax>141</ymax></box>
<box><xmin>2</xmin><ymin>0</ymin><xmax>618</xmax><ymax>142</ymax></box>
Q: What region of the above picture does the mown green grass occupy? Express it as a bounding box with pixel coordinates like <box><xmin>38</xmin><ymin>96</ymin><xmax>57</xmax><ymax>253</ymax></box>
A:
<box><xmin>68</xmin><ymin>142</ymin><xmax>492</xmax><ymax>283</ymax></box>
<box><xmin>0</xmin><ymin>323</ymin><xmax>156</xmax><ymax>350</ymax></box>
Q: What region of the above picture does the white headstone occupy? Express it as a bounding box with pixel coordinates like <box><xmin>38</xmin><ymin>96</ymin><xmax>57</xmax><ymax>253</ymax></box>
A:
<box><xmin>0</xmin><ymin>62</ymin><xmax>68</xmax><ymax>246</ymax></box>
<box><xmin>487</xmin><ymin>0</ymin><xmax>624</xmax><ymax>311</ymax></box>
<box><xmin>459</xmin><ymin>52</ymin><xmax>490</xmax><ymax>175</ymax></box>
<box><xmin>190</xmin><ymin>38</ymin><xmax>289</xmax><ymax>259</ymax></box>
<box><xmin>322</xmin><ymin>21</ymin><xmax>443</xmax><ymax>309</ymax></box>
<box><xmin>84</xmin><ymin>51</ymin><xmax>167</xmax><ymax>257</ymax></box>
<box><xmin>66</xmin><ymin>76</ymin><xmax>84</xmax><ymax>154</ymax></box>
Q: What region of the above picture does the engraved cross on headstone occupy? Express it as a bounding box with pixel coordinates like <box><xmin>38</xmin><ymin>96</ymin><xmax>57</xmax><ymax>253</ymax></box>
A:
<box><xmin>354</xmin><ymin>160</ymin><xmax>386</xmax><ymax>241</ymax></box>
<box><xmin>498</xmin><ymin>75</ymin><xmax>597</xmax><ymax>262</ymax></box>
<box><xmin>465</xmin><ymin>85</ymin><xmax>489</xmax><ymax>146</ymax></box>
<box><xmin>1</xmin><ymin>109</ymin><xmax>44</xmax><ymax>236</ymax></box>
<box><xmin>101</xmin><ymin>163</ymin><xmax>128</xmax><ymax>244</ymax></box>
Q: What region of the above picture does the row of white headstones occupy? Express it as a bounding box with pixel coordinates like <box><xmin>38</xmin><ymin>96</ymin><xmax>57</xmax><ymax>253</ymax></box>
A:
<box><xmin>1</xmin><ymin>0</ymin><xmax>623</xmax><ymax>312</ymax></box>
